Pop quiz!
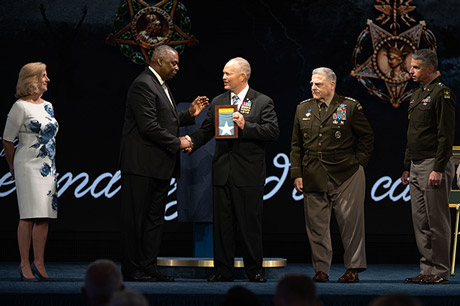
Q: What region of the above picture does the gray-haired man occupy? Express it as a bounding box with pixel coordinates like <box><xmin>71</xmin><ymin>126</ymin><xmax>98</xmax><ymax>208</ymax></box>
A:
<box><xmin>290</xmin><ymin>67</ymin><xmax>373</xmax><ymax>283</ymax></box>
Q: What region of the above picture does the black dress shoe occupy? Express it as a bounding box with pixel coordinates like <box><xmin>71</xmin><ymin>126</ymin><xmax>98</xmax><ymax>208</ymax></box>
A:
<box><xmin>249</xmin><ymin>273</ymin><xmax>267</xmax><ymax>283</ymax></box>
<box><xmin>144</xmin><ymin>269</ymin><xmax>174</xmax><ymax>282</ymax></box>
<box><xmin>123</xmin><ymin>271</ymin><xmax>157</xmax><ymax>282</ymax></box>
<box><xmin>207</xmin><ymin>273</ymin><xmax>234</xmax><ymax>282</ymax></box>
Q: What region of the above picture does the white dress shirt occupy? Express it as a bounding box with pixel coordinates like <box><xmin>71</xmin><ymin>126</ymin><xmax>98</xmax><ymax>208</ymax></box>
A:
<box><xmin>230</xmin><ymin>85</ymin><xmax>250</xmax><ymax>110</ymax></box>
<box><xmin>149</xmin><ymin>66</ymin><xmax>174</xmax><ymax>108</ymax></box>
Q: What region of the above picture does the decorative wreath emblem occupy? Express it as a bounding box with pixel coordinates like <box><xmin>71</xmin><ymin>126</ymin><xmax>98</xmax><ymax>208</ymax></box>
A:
<box><xmin>350</xmin><ymin>0</ymin><xmax>437</xmax><ymax>107</ymax></box>
<box><xmin>106</xmin><ymin>0</ymin><xmax>198</xmax><ymax>65</ymax></box>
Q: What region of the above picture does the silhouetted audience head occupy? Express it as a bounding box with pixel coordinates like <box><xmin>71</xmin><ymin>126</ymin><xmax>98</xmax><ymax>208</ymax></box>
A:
<box><xmin>109</xmin><ymin>288</ymin><xmax>149</xmax><ymax>306</ymax></box>
<box><xmin>274</xmin><ymin>274</ymin><xmax>320</xmax><ymax>306</ymax></box>
<box><xmin>369</xmin><ymin>295</ymin><xmax>422</xmax><ymax>306</ymax></box>
<box><xmin>81</xmin><ymin>259</ymin><xmax>125</xmax><ymax>306</ymax></box>
<box><xmin>221</xmin><ymin>285</ymin><xmax>260</xmax><ymax>306</ymax></box>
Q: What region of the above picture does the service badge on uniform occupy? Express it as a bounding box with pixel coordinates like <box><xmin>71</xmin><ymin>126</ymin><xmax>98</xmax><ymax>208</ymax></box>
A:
<box><xmin>444</xmin><ymin>89</ymin><xmax>451</xmax><ymax>99</ymax></box>
<box><xmin>335</xmin><ymin>131</ymin><xmax>342</xmax><ymax>139</ymax></box>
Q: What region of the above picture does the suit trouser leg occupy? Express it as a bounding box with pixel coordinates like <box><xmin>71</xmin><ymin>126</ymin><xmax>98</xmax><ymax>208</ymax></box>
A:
<box><xmin>213</xmin><ymin>181</ymin><xmax>264</xmax><ymax>278</ymax></box>
<box><xmin>229</xmin><ymin>182</ymin><xmax>265</xmax><ymax>278</ymax></box>
<box><xmin>331</xmin><ymin>165</ymin><xmax>367</xmax><ymax>271</ymax></box>
<box><xmin>121</xmin><ymin>174</ymin><xmax>170</xmax><ymax>276</ymax></box>
<box><xmin>410</xmin><ymin>158</ymin><xmax>454</xmax><ymax>279</ymax></box>
<box><xmin>304</xmin><ymin>191</ymin><xmax>333</xmax><ymax>274</ymax></box>
<box><xmin>213</xmin><ymin>184</ymin><xmax>236</xmax><ymax>278</ymax></box>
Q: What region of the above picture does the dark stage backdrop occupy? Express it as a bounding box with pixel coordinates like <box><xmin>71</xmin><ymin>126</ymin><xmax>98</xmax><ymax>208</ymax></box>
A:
<box><xmin>0</xmin><ymin>0</ymin><xmax>459</xmax><ymax>263</ymax></box>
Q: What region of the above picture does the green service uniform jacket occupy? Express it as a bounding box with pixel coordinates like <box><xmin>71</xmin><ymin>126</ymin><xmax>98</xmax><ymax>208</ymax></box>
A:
<box><xmin>290</xmin><ymin>94</ymin><xmax>374</xmax><ymax>192</ymax></box>
<box><xmin>403</xmin><ymin>77</ymin><xmax>456</xmax><ymax>172</ymax></box>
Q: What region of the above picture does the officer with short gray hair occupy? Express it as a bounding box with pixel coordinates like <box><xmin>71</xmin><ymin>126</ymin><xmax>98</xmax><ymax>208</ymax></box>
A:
<box><xmin>290</xmin><ymin>67</ymin><xmax>373</xmax><ymax>283</ymax></box>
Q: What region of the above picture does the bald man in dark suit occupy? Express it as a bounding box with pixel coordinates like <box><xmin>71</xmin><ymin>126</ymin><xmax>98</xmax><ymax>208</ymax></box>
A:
<box><xmin>188</xmin><ymin>57</ymin><xmax>279</xmax><ymax>283</ymax></box>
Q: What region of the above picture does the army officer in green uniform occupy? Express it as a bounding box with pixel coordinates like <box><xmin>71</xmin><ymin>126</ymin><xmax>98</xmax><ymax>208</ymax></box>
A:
<box><xmin>290</xmin><ymin>67</ymin><xmax>373</xmax><ymax>283</ymax></box>
<box><xmin>402</xmin><ymin>49</ymin><xmax>456</xmax><ymax>285</ymax></box>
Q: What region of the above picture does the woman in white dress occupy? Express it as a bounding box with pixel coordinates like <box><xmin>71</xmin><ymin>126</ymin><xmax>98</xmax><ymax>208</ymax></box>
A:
<box><xmin>2</xmin><ymin>62</ymin><xmax>58</xmax><ymax>281</ymax></box>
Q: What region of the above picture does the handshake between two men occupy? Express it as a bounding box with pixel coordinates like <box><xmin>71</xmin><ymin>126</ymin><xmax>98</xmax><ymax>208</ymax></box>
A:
<box><xmin>178</xmin><ymin>95</ymin><xmax>208</xmax><ymax>152</ymax></box>
<box><xmin>179</xmin><ymin>135</ymin><xmax>194</xmax><ymax>153</ymax></box>
<box><xmin>178</xmin><ymin>95</ymin><xmax>246</xmax><ymax>153</ymax></box>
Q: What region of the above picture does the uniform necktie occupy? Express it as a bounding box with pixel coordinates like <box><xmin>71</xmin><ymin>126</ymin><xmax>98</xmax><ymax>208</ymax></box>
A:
<box><xmin>319</xmin><ymin>102</ymin><xmax>327</xmax><ymax>119</ymax></box>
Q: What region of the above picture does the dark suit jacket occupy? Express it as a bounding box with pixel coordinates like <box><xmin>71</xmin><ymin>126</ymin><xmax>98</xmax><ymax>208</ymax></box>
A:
<box><xmin>191</xmin><ymin>88</ymin><xmax>280</xmax><ymax>187</ymax></box>
<box><xmin>119</xmin><ymin>67</ymin><xmax>194</xmax><ymax>179</ymax></box>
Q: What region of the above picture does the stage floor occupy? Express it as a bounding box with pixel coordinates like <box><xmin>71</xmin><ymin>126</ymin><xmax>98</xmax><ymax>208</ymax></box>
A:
<box><xmin>1</xmin><ymin>262</ymin><xmax>459</xmax><ymax>305</ymax></box>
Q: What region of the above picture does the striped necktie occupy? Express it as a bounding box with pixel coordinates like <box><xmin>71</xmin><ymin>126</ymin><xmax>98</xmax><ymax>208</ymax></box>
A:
<box><xmin>232</xmin><ymin>95</ymin><xmax>239</xmax><ymax>106</ymax></box>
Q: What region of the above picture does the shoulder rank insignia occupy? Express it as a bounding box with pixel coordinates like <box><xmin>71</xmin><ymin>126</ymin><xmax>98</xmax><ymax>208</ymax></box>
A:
<box><xmin>443</xmin><ymin>89</ymin><xmax>451</xmax><ymax>99</ymax></box>
<box><xmin>356</xmin><ymin>103</ymin><xmax>363</xmax><ymax>111</ymax></box>
<box><xmin>300</xmin><ymin>98</ymin><xmax>314</xmax><ymax>104</ymax></box>
<box><xmin>344</xmin><ymin>96</ymin><xmax>357</xmax><ymax>102</ymax></box>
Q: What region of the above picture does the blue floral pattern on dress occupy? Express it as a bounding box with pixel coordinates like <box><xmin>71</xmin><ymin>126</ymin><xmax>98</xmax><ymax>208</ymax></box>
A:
<box><xmin>26</xmin><ymin>102</ymin><xmax>58</xmax><ymax>213</ymax></box>
<box><xmin>47</xmin><ymin>190</ymin><xmax>58</xmax><ymax>212</ymax></box>
<box><xmin>30</xmin><ymin>122</ymin><xmax>57</xmax><ymax>149</ymax></box>
<box><xmin>44</xmin><ymin>104</ymin><xmax>54</xmax><ymax>117</ymax></box>
<box><xmin>29</xmin><ymin>120</ymin><xmax>41</xmax><ymax>133</ymax></box>
<box><xmin>37</xmin><ymin>145</ymin><xmax>48</xmax><ymax>158</ymax></box>
<box><xmin>40</xmin><ymin>123</ymin><xmax>57</xmax><ymax>144</ymax></box>
<box><xmin>40</xmin><ymin>163</ymin><xmax>51</xmax><ymax>177</ymax></box>
<box><xmin>45</xmin><ymin>142</ymin><xmax>56</xmax><ymax>160</ymax></box>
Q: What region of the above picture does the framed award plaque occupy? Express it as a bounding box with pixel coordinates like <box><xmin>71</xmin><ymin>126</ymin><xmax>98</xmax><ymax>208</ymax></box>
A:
<box><xmin>215</xmin><ymin>105</ymin><xmax>238</xmax><ymax>139</ymax></box>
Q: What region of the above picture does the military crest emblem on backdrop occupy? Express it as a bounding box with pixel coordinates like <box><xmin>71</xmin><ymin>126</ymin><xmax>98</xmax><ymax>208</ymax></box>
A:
<box><xmin>350</xmin><ymin>0</ymin><xmax>437</xmax><ymax>107</ymax></box>
<box><xmin>106</xmin><ymin>0</ymin><xmax>198</xmax><ymax>64</ymax></box>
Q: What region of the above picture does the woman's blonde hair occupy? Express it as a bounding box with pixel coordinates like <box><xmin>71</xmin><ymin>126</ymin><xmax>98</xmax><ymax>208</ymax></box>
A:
<box><xmin>15</xmin><ymin>62</ymin><xmax>47</xmax><ymax>98</ymax></box>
